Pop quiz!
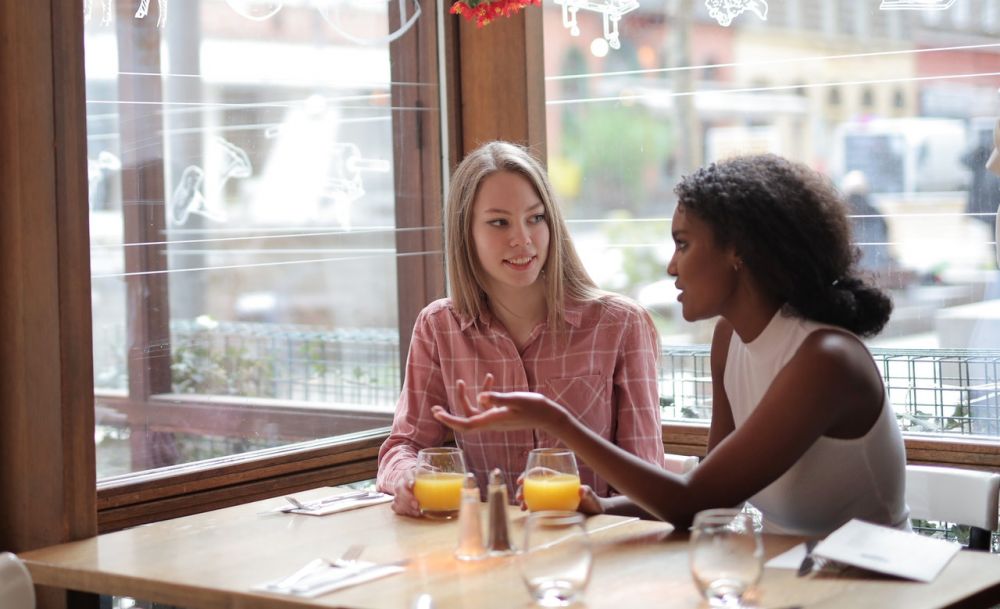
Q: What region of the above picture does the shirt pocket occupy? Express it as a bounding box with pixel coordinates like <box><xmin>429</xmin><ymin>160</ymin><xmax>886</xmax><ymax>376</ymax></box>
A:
<box><xmin>545</xmin><ymin>374</ymin><xmax>612</xmax><ymax>437</ymax></box>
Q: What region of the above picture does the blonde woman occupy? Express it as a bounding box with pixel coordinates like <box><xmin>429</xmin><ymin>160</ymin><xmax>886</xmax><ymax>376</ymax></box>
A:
<box><xmin>378</xmin><ymin>141</ymin><xmax>665</xmax><ymax>516</ymax></box>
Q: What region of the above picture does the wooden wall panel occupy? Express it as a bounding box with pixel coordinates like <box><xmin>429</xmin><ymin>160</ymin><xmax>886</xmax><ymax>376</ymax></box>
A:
<box><xmin>0</xmin><ymin>2</ymin><xmax>97</xmax><ymax>608</ymax></box>
<box><xmin>454</xmin><ymin>8</ymin><xmax>547</xmax><ymax>158</ymax></box>
<box><xmin>0</xmin><ymin>0</ymin><xmax>96</xmax><ymax>553</ymax></box>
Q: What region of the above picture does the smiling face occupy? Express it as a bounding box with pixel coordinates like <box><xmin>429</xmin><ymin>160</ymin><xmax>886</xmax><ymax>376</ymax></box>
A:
<box><xmin>666</xmin><ymin>204</ymin><xmax>741</xmax><ymax>322</ymax></box>
<box><xmin>470</xmin><ymin>170</ymin><xmax>550</xmax><ymax>298</ymax></box>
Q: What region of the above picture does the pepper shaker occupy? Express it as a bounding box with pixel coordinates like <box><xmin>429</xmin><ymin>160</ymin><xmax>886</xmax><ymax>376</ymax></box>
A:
<box><xmin>486</xmin><ymin>468</ymin><xmax>516</xmax><ymax>555</ymax></box>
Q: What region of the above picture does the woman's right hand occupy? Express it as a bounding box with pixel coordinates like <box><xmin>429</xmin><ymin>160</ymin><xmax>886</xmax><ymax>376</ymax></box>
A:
<box><xmin>390</xmin><ymin>469</ymin><xmax>421</xmax><ymax>517</ymax></box>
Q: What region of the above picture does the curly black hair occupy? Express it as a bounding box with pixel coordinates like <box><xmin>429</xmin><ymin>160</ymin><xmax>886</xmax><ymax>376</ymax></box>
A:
<box><xmin>674</xmin><ymin>154</ymin><xmax>892</xmax><ymax>337</ymax></box>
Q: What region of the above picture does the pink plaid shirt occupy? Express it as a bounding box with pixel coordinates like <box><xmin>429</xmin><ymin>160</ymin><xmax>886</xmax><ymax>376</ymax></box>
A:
<box><xmin>377</xmin><ymin>296</ymin><xmax>665</xmax><ymax>499</ymax></box>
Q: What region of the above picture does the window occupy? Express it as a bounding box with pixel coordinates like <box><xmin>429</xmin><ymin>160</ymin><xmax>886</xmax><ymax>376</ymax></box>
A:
<box><xmin>85</xmin><ymin>1</ymin><xmax>443</xmax><ymax>485</ymax></box>
<box><xmin>542</xmin><ymin>1</ymin><xmax>1000</xmax><ymax>446</ymax></box>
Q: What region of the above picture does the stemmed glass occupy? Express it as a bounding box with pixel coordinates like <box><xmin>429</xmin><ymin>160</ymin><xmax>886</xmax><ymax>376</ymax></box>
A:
<box><xmin>519</xmin><ymin>511</ymin><xmax>592</xmax><ymax>607</ymax></box>
<box><xmin>413</xmin><ymin>447</ymin><xmax>467</xmax><ymax>519</ymax></box>
<box><xmin>689</xmin><ymin>508</ymin><xmax>763</xmax><ymax>608</ymax></box>
<box><xmin>522</xmin><ymin>448</ymin><xmax>581</xmax><ymax>512</ymax></box>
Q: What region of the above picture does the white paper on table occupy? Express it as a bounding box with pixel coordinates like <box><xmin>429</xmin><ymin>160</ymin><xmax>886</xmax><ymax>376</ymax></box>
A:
<box><xmin>255</xmin><ymin>561</ymin><xmax>406</xmax><ymax>598</ymax></box>
<box><xmin>286</xmin><ymin>493</ymin><xmax>392</xmax><ymax>516</ymax></box>
<box><xmin>765</xmin><ymin>543</ymin><xmax>810</xmax><ymax>570</ymax></box>
<box><xmin>813</xmin><ymin>519</ymin><xmax>961</xmax><ymax>582</ymax></box>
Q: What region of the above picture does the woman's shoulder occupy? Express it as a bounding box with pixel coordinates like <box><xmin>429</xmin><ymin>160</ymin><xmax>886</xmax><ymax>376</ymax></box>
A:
<box><xmin>781</xmin><ymin>321</ymin><xmax>876</xmax><ymax>391</ymax></box>
<box><xmin>415</xmin><ymin>298</ymin><xmax>464</xmax><ymax>327</ymax></box>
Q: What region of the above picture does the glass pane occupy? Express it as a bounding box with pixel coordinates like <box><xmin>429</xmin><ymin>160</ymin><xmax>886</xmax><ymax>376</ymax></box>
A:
<box><xmin>542</xmin><ymin>0</ymin><xmax>1000</xmax><ymax>435</ymax></box>
<box><xmin>87</xmin><ymin>0</ymin><xmax>437</xmax><ymax>478</ymax></box>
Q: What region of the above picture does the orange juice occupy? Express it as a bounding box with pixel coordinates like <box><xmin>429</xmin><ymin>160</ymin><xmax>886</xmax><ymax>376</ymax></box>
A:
<box><xmin>523</xmin><ymin>473</ymin><xmax>581</xmax><ymax>511</ymax></box>
<box><xmin>413</xmin><ymin>472</ymin><xmax>464</xmax><ymax>518</ymax></box>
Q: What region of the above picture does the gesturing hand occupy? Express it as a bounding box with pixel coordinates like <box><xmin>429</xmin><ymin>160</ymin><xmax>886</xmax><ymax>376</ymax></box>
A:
<box><xmin>431</xmin><ymin>380</ymin><xmax>568</xmax><ymax>434</ymax></box>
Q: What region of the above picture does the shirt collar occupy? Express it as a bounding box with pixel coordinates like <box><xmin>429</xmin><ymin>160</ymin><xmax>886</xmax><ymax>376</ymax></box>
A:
<box><xmin>457</xmin><ymin>298</ymin><xmax>585</xmax><ymax>331</ymax></box>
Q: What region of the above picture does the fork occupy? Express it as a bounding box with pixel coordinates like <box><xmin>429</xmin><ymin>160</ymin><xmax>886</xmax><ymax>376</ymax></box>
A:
<box><xmin>268</xmin><ymin>544</ymin><xmax>365</xmax><ymax>590</ymax></box>
<box><xmin>284</xmin><ymin>491</ymin><xmax>371</xmax><ymax>511</ymax></box>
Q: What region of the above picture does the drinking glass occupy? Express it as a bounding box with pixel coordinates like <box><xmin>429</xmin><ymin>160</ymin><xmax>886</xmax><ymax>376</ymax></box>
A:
<box><xmin>522</xmin><ymin>448</ymin><xmax>581</xmax><ymax>512</ymax></box>
<box><xmin>519</xmin><ymin>511</ymin><xmax>592</xmax><ymax>607</ymax></box>
<box><xmin>413</xmin><ymin>447</ymin><xmax>467</xmax><ymax>519</ymax></box>
<box><xmin>689</xmin><ymin>509</ymin><xmax>763</xmax><ymax>608</ymax></box>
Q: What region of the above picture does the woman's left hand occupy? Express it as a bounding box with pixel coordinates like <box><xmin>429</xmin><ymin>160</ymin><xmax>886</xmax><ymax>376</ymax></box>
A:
<box><xmin>577</xmin><ymin>485</ymin><xmax>605</xmax><ymax>515</ymax></box>
<box><xmin>431</xmin><ymin>389</ymin><xmax>568</xmax><ymax>433</ymax></box>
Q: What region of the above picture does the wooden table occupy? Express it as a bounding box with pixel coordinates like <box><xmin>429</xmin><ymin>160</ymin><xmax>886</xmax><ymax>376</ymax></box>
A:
<box><xmin>20</xmin><ymin>487</ymin><xmax>1000</xmax><ymax>609</ymax></box>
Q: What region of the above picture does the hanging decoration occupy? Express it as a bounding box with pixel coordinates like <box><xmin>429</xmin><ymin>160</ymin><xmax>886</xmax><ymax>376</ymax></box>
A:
<box><xmin>555</xmin><ymin>0</ymin><xmax>639</xmax><ymax>56</ymax></box>
<box><xmin>450</xmin><ymin>0</ymin><xmax>542</xmax><ymax>27</ymax></box>
<box><xmin>878</xmin><ymin>0</ymin><xmax>956</xmax><ymax>9</ymax></box>
<box><xmin>705</xmin><ymin>0</ymin><xmax>768</xmax><ymax>27</ymax></box>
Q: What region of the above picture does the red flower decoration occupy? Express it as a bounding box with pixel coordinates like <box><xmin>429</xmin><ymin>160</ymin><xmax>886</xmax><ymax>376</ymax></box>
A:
<box><xmin>450</xmin><ymin>0</ymin><xmax>542</xmax><ymax>27</ymax></box>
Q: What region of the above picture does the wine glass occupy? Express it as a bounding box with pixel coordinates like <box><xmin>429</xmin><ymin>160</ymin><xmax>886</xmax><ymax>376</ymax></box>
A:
<box><xmin>689</xmin><ymin>508</ymin><xmax>763</xmax><ymax>608</ymax></box>
<box><xmin>522</xmin><ymin>448</ymin><xmax>581</xmax><ymax>512</ymax></box>
<box><xmin>413</xmin><ymin>447</ymin><xmax>467</xmax><ymax>519</ymax></box>
<box><xmin>519</xmin><ymin>511</ymin><xmax>592</xmax><ymax>607</ymax></box>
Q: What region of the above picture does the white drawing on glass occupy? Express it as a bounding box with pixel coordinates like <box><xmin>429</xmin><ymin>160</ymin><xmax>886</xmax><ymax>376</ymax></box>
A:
<box><xmin>84</xmin><ymin>0</ymin><xmax>114</xmax><ymax>26</ymax></box>
<box><xmin>317</xmin><ymin>0</ymin><xmax>422</xmax><ymax>46</ymax></box>
<box><xmin>169</xmin><ymin>138</ymin><xmax>252</xmax><ymax>226</ymax></box>
<box><xmin>83</xmin><ymin>0</ymin><xmax>168</xmax><ymax>27</ymax></box>
<box><xmin>134</xmin><ymin>0</ymin><xmax>168</xmax><ymax>27</ymax></box>
<box><xmin>87</xmin><ymin>151</ymin><xmax>122</xmax><ymax>210</ymax></box>
<box><xmin>224</xmin><ymin>0</ymin><xmax>285</xmax><ymax>21</ymax></box>
<box><xmin>705</xmin><ymin>0</ymin><xmax>768</xmax><ymax>27</ymax></box>
<box><xmin>319</xmin><ymin>142</ymin><xmax>391</xmax><ymax>229</ymax></box>
<box><xmin>879</xmin><ymin>0</ymin><xmax>956</xmax><ymax>9</ymax></box>
<box><xmin>218</xmin><ymin>0</ymin><xmax>421</xmax><ymax>45</ymax></box>
<box><xmin>555</xmin><ymin>0</ymin><xmax>639</xmax><ymax>55</ymax></box>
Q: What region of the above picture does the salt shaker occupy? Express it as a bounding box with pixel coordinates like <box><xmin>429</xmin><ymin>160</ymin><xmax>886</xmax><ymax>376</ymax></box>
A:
<box><xmin>455</xmin><ymin>472</ymin><xmax>485</xmax><ymax>561</ymax></box>
<box><xmin>486</xmin><ymin>468</ymin><xmax>516</xmax><ymax>555</ymax></box>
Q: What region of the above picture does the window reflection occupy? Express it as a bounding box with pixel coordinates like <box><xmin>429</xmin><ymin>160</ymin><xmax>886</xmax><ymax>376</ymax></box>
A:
<box><xmin>543</xmin><ymin>0</ymin><xmax>1000</xmax><ymax>435</ymax></box>
<box><xmin>86</xmin><ymin>0</ymin><xmax>432</xmax><ymax>478</ymax></box>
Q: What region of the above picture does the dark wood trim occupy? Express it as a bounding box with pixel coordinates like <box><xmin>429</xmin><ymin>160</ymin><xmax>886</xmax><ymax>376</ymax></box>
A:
<box><xmin>0</xmin><ymin>4</ymin><xmax>97</xmax><ymax>607</ymax></box>
<box><xmin>0</xmin><ymin>0</ymin><xmax>97</xmax><ymax>553</ymax></box>
<box><xmin>442</xmin><ymin>9</ymin><xmax>464</xmax><ymax>172</ymax></box>
<box><xmin>662</xmin><ymin>422</ymin><xmax>711</xmax><ymax>457</ymax></box>
<box><xmin>97</xmin><ymin>430</ymin><xmax>387</xmax><ymax>532</ymax></box>
<box><xmin>97</xmin><ymin>392</ymin><xmax>393</xmax><ymax>441</ymax></box>
<box><xmin>905</xmin><ymin>435</ymin><xmax>1000</xmax><ymax>470</ymax></box>
<box><xmin>664</xmin><ymin>422</ymin><xmax>1000</xmax><ymax>471</ymax></box>
<box><xmin>453</xmin><ymin>7</ymin><xmax>547</xmax><ymax>158</ymax></box>
<box><xmin>52</xmin><ymin>0</ymin><xmax>99</xmax><ymax>546</ymax></box>
<box><xmin>390</xmin><ymin>0</ymin><xmax>447</xmax><ymax>375</ymax></box>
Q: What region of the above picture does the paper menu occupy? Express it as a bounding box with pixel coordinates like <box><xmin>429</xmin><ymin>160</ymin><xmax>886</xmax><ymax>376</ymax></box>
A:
<box><xmin>813</xmin><ymin>519</ymin><xmax>961</xmax><ymax>582</ymax></box>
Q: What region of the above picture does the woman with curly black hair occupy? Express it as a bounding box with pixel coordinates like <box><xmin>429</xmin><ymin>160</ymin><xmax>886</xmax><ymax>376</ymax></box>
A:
<box><xmin>433</xmin><ymin>154</ymin><xmax>909</xmax><ymax>535</ymax></box>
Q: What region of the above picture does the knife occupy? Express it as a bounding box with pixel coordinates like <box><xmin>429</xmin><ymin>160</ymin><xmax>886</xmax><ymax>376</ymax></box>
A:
<box><xmin>796</xmin><ymin>540</ymin><xmax>818</xmax><ymax>577</ymax></box>
<box><xmin>290</xmin><ymin>558</ymin><xmax>410</xmax><ymax>594</ymax></box>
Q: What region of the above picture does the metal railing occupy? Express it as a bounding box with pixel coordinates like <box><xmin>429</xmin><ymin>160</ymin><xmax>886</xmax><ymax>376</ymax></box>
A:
<box><xmin>94</xmin><ymin>320</ymin><xmax>1000</xmax><ymax>437</ymax></box>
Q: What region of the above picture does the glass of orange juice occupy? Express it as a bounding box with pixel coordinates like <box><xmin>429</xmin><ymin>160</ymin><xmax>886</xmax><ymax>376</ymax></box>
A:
<box><xmin>413</xmin><ymin>447</ymin><xmax>467</xmax><ymax>519</ymax></box>
<box><xmin>522</xmin><ymin>448</ymin><xmax>581</xmax><ymax>512</ymax></box>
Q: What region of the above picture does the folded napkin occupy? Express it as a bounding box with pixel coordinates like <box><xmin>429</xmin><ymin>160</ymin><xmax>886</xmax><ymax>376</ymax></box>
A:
<box><xmin>813</xmin><ymin>519</ymin><xmax>960</xmax><ymax>582</ymax></box>
<box><xmin>256</xmin><ymin>560</ymin><xmax>407</xmax><ymax>598</ymax></box>
<box><xmin>275</xmin><ymin>492</ymin><xmax>392</xmax><ymax>516</ymax></box>
<box><xmin>766</xmin><ymin>520</ymin><xmax>961</xmax><ymax>582</ymax></box>
<box><xmin>765</xmin><ymin>543</ymin><xmax>811</xmax><ymax>570</ymax></box>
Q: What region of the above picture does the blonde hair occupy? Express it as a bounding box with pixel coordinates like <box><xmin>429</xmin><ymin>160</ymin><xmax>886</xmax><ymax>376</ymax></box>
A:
<box><xmin>446</xmin><ymin>141</ymin><xmax>605</xmax><ymax>331</ymax></box>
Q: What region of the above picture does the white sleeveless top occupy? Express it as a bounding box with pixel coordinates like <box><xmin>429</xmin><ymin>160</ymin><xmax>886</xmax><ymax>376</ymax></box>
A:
<box><xmin>724</xmin><ymin>311</ymin><xmax>910</xmax><ymax>536</ymax></box>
